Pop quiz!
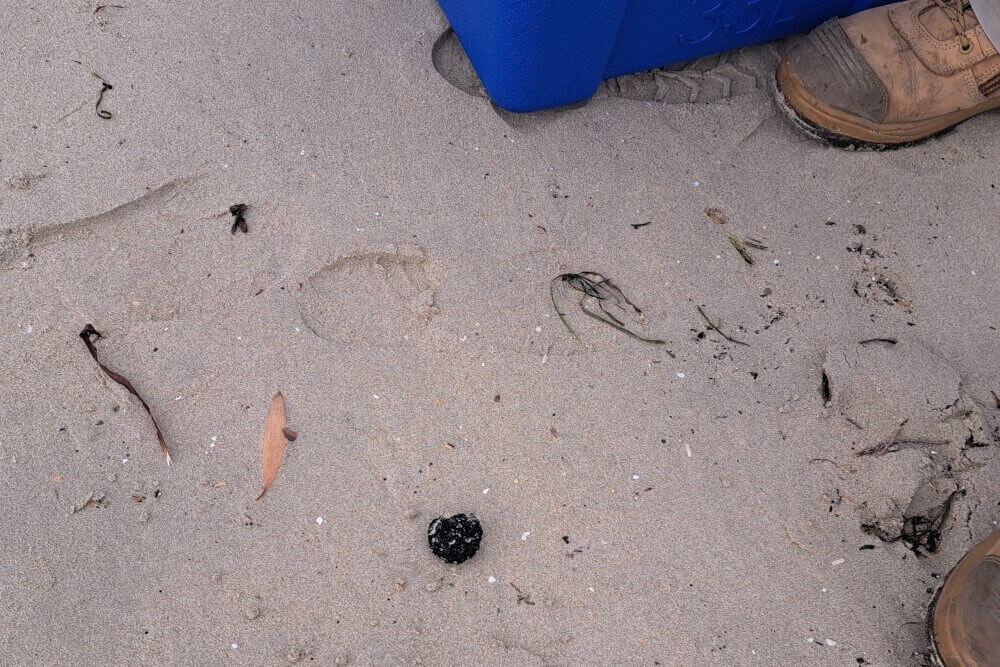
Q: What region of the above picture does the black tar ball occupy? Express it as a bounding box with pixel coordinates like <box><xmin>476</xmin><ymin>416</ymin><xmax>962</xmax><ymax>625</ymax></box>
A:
<box><xmin>427</xmin><ymin>513</ymin><xmax>483</xmax><ymax>564</ymax></box>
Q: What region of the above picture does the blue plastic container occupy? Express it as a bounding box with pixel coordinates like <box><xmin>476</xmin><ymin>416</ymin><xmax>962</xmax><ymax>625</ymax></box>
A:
<box><xmin>437</xmin><ymin>0</ymin><xmax>891</xmax><ymax>112</ymax></box>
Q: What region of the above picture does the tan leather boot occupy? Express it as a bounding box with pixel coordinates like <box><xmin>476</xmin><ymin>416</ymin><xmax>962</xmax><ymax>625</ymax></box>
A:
<box><xmin>930</xmin><ymin>529</ymin><xmax>1000</xmax><ymax>666</ymax></box>
<box><xmin>775</xmin><ymin>0</ymin><xmax>1000</xmax><ymax>149</ymax></box>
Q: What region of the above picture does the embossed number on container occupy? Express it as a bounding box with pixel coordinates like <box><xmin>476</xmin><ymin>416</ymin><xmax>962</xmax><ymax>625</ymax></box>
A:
<box><xmin>724</xmin><ymin>0</ymin><xmax>764</xmax><ymax>36</ymax></box>
<box><xmin>679</xmin><ymin>0</ymin><xmax>724</xmax><ymax>46</ymax></box>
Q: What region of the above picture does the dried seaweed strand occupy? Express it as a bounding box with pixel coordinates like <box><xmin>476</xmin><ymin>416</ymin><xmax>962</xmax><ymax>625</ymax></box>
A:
<box><xmin>550</xmin><ymin>278</ymin><xmax>583</xmax><ymax>344</ymax></box>
<box><xmin>80</xmin><ymin>324</ymin><xmax>170</xmax><ymax>464</ymax></box>
<box><xmin>93</xmin><ymin>73</ymin><xmax>113</xmax><ymax>119</ymax></box>
<box><xmin>551</xmin><ymin>272</ymin><xmax>666</xmax><ymax>346</ymax></box>
<box><xmin>862</xmin><ymin>489</ymin><xmax>960</xmax><ymax>555</ymax></box>
<box><xmin>697</xmin><ymin>306</ymin><xmax>749</xmax><ymax>347</ymax></box>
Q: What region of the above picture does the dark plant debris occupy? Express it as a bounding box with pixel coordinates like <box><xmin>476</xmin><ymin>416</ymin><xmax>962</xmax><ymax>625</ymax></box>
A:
<box><xmin>991</xmin><ymin>390</ymin><xmax>999</xmax><ymax>410</ymax></box>
<box><xmin>859</xmin><ymin>337</ymin><xmax>898</xmax><ymax>346</ymax></box>
<box><xmin>697</xmin><ymin>306</ymin><xmax>749</xmax><ymax>346</ymax></box>
<box><xmin>821</xmin><ymin>371</ymin><xmax>832</xmax><ymax>404</ymax></box>
<box><xmin>229</xmin><ymin>203</ymin><xmax>249</xmax><ymax>234</ymax></box>
<box><xmin>427</xmin><ymin>513</ymin><xmax>483</xmax><ymax>564</ymax></box>
<box><xmin>93</xmin><ymin>73</ymin><xmax>113</xmax><ymax>119</ymax></box>
<box><xmin>281</xmin><ymin>426</ymin><xmax>298</xmax><ymax>441</ymax></box>
<box><xmin>79</xmin><ymin>324</ymin><xmax>170</xmax><ymax>463</ymax></box>
<box><xmin>861</xmin><ymin>489</ymin><xmax>961</xmax><ymax>556</ymax></box>
<box><xmin>510</xmin><ymin>582</ymin><xmax>536</xmax><ymax>605</ymax></box>
<box><xmin>631</xmin><ymin>221</ymin><xmax>652</xmax><ymax>229</ymax></box>
<box><xmin>854</xmin><ymin>419</ymin><xmax>949</xmax><ymax>458</ymax></box>
<box><xmin>550</xmin><ymin>272</ymin><xmax>667</xmax><ymax>346</ymax></box>
<box><xmin>94</xmin><ymin>4</ymin><xmax>125</xmax><ymax>12</ymax></box>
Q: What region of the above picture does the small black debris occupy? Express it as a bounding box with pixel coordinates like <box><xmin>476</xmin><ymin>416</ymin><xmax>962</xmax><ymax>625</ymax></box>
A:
<box><xmin>229</xmin><ymin>203</ymin><xmax>249</xmax><ymax>234</ymax></box>
<box><xmin>859</xmin><ymin>544</ymin><xmax>876</xmax><ymax>550</ymax></box>
<box><xmin>427</xmin><ymin>513</ymin><xmax>483</xmax><ymax>564</ymax></box>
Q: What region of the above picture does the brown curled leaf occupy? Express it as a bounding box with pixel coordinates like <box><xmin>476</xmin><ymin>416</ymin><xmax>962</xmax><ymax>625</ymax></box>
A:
<box><xmin>256</xmin><ymin>392</ymin><xmax>288</xmax><ymax>500</ymax></box>
<box><xmin>281</xmin><ymin>426</ymin><xmax>298</xmax><ymax>441</ymax></box>
<box><xmin>80</xmin><ymin>324</ymin><xmax>170</xmax><ymax>464</ymax></box>
<box><xmin>705</xmin><ymin>208</ymin><xmax>728</xmax><ymax>225</ymax></box>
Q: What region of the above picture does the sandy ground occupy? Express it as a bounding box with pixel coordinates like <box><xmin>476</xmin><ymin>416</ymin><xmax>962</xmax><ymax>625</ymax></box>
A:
<box><xmin>2</xmin><ymin>1</ymin><xmax>999</xmax><ymax>665</ymax></box>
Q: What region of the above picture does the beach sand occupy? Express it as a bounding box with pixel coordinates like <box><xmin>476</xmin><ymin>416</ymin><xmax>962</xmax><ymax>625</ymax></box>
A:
<box><xmin>2</xmin><ymin>1</ymin><xmax>998</xmax><ymax>664</ymax></box>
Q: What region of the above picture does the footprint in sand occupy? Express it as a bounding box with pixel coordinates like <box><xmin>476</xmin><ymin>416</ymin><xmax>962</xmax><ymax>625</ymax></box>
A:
<box><xmin>818</xmin><ymin>340</ymin><xmax>998</xmax><ymax>556</ymax></box>
<box><xmin>298</xmin><ymin>245</ymin><xmax>439</xmax><ymax>345</ymax></box>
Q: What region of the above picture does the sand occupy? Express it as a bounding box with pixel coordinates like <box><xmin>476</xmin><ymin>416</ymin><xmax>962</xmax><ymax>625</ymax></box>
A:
<box><xmin>2</xmin><ymin>1</ymin><xmax>999</xmax><ymax>665</ymax></box>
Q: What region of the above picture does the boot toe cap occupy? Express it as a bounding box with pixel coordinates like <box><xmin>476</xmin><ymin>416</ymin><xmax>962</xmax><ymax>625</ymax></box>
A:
<box><xmin>783</xmin><ymin>19</ymin><xmax>888</xmax><ymax>124</ymax></box>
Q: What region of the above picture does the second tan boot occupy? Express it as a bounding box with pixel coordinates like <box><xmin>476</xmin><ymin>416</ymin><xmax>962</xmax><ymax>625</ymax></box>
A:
<box><xmin>930</xmin><ymin>529</ymin><xmax>1000</xmax><ymax>666</ymax></box>
<box><xmin>776</xmin><ymin>0</ymin><xmax>1000</xmax><ymax>149</ymax></box>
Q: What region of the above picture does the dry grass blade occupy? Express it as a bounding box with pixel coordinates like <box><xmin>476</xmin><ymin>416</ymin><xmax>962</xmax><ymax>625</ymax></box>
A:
<box><xmin>257</xmin><ymin>392</ymin><xmax>290</xmax><ymax>500</ymax></box>
<box><xmin>708</xmin><ymin>208</ymin><xmax>767</xmax><ymax>264</ymax></box>
<box><xmin>725</xmin><ymin>232</ymin><xmax>756</xmax><ymax>265</ymax></box>
<box><xmin>79</xmin><ymin>324</ymin><xmax>170</xmax><ymax>464</ymax></box>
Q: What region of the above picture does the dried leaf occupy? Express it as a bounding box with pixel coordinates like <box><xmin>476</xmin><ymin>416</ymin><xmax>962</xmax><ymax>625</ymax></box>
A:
<box><xmin>256</xmin><ymin>392</ymin><xmax>288</xmax><ymax>500</ymax></box>
<box><xmin>281</xmin><ymin>426</ymin><xmax>298</xmax><ymax>441</ymax></box>
<box><xmin>705</xmin><ymin>208</ymin><xmax>728</xmax><ymax>225</ymax></box>
<box><xmin>80</xmin><ymin>324</ymin><xmax>170</xmax><ymax>464</ymax></box>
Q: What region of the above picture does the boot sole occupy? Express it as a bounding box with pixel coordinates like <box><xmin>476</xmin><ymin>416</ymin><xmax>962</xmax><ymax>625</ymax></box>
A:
<box><xmin>774</xmin><ymin>58</ymin><xmax>1000</xmax><ymax>151</ymax></box>
<box><xmin>926</xmin><ymin>583</ymin><xmax>946</xmax><ymax>667</ymax></box>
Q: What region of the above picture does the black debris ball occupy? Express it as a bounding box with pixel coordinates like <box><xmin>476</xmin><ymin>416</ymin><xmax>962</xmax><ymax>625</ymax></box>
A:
<box><xmin>427</xmin><ymin>513</ymin><xmax>483</xmax><ymax>564</ymax></box>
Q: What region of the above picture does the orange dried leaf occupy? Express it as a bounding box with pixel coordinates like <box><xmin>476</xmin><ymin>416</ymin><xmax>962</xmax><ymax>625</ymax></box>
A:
<box><xmin>256</xmin><ymin>392</ymin><xmax>288</xmax><ymax>500</ymax></box>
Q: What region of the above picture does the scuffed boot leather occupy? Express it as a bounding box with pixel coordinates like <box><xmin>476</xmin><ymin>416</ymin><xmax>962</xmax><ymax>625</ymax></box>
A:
<box><xmin>776</xmin><ymin>0</ymin><xmax>1000</xmax><ymax>149</ymax></box>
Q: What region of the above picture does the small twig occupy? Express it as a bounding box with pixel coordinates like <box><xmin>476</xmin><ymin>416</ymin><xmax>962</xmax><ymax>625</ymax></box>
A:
<box><xmin>509</xmin><ymin>582</ymin><xmax>535</xmax><ymax>605</ymax></box>
<box><xmin>809</xmin><ymin>458</ymin><xmax>855</xmax><ymax>476</ymax></box>
<box><xmin>57</xmin><ymin>101</ymin><xmax>87</xmax><ymax>123</ymax></box>
<box><xmin>697</xmin><ymin>306</ymin><xmax>749</xmax><ymax>346</ymax></box>
<box><xmin>94</xmin><ymin>3</ymin><xmax>125</xmax><ymax>13</ymax></box>
<box><xmin>630</xmin><ymin>221</ymin><xmax>652</xmax><ymax>229</ymax></box>
<box><xmin>859</xmin><ymin>337</ymin><xmax>898</xmax><ymax>346</ymax></box>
